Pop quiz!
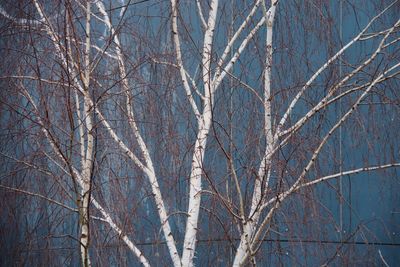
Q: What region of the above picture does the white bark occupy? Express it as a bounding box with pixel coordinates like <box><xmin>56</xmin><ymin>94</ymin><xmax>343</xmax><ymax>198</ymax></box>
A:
<box><xmin>170</xmin><ymin>0</ymin><xmax>220</xmax><ymax>265</ymax></box>
<box><xmin>278</xmin><ymin>18</ymin><xmax>400</xmax><ymax>143</ymax></box>
<box><xmin>95</xmin><ymin>2</ymin><xmax>181</xmax><ymax>265</ymax></box>
<box><xmin>233</xmin><ymin>1</ymin><xmax>277</xmax><ymax>265</ymax></box>
<box><xmin>214</xmin><ymin>0</ymin><xmax>263</xmax><ymax>77</ymax></box>
<box><xmin>300</xmin><ymin>163</ymin><xmax>400</xmax><ymax>189</ymax></box>
<box><xmin>0</xmin><ymin>5</ymin><xmax>40</xmax><ymax>25</ymax></box>
<box><xmin>252</xmin><ymin>60</ymin><xmax>400</xmax><ymax>264</ymax></box>
<box><xmin>277</xmin><ymin>0</ymin><xmax>398</xmax><ymax>130</ymax></box>
<box><xmin>196</xmin><ymin>0</ymin><xmax>207</xmax><ymax>29</ymax></box>
<box><xmin>29</xmin><ymin>2</ymin><xmax>150</xmax><ymax>265</ymax></box>
<box><xmin>21</xmin><ymin>86</ymin><xmax>151</xmax><ymax>267</ymax></box>
<box><xmin>181</xmin><ymin>1</ymin><xmax>219</xmax><ymax>265</ymax></box>
<box><xmin>213</xmin><ymin>16</ymin><xmax>265</xmax><ymax>90</ymax></box>
<box><xmin>171</xmin><ymin>0</ymin><xmax>200</xmax><ymax>118</ymax></box>
<box><xmin>233</xmin><ymin>4</ymin><xmax>400</xmax><ymax>266</ymax></box>
<box><xmin>79</xmin><ymin>2</ymin><xmax>93</xmax><ymax>266</ymax></box>
<box><xmin>4</xmin><ymin>1</ymin><xmax>399</xmax><ymax>265</ymax></box>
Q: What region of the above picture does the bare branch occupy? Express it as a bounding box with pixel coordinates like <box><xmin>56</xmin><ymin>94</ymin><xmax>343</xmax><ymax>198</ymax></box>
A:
<box><xmin>0</xmin><ymin>184</ymin><xmax>77</xmax><ymax>212</ymax></box>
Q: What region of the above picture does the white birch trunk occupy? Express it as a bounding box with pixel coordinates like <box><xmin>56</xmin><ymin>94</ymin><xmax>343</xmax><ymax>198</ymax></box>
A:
<box><xmin>30</xmin><ymin>2</ymin><xmax>150</xmax><ymax>265</ymax></box>
<box><xmin>181</xmin><ymin>1</ymin><xmax>219</xmax><ymax>265</ymax></box>
<box><xmin>95</xmin><ymin>2</ymin><xmax>181</xmax><ymax>265</ymax></box>
<box><xmin>7</xmin><ymin>1</ymin><xmax>398</xmax><ymax>266</ymax></box>
<box><xmin>233</xmin><ymin>16</ymin><xmax>400</xmax><ymax>265</ymax></box>
<box><xmin>233</xmin><ymin>1</ymin><xmax>277</xmax><ymax>265</ymax></box>
<box><xmin>79</xmin><ymin>2</ymin><xmax>93</xmax><ymax>266</ymax></box>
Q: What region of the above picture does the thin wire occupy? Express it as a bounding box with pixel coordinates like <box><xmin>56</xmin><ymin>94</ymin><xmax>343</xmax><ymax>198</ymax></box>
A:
<box><xmin>15</xmin><ymin>238</ymin><xmax>400</xmax><ymax>251</ymax></box>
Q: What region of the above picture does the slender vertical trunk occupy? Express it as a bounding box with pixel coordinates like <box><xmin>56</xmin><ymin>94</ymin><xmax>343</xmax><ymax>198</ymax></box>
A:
<box><xmin>233</xmin><ymin>1</ymin><xmax>277</xmax><ymax>265</ymax></box>
<box><xmin>181</xmin><ymin>1</ymin><xmax>219</xmax><ymax>265</ymax></box>
<box><xmin>30</xmin><ymin>1</ymin><xmax>150</xmax><ymax>264</ymax></box>
<box><xmin>80</xmin><ymin>2</ymin><xmax>92</xmax><ymax>266</ymax></box>
<box><xmin>96</xmin><ymin>2</ymin><xmax>182</xmax><ymax>265</ymax></box>
<box><xmin>181</xmin><ymin>105</ymin><xmax>213</xmax><ymax>266</ymax></box>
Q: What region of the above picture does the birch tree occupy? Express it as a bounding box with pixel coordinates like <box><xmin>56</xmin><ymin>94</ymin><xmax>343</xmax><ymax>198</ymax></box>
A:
<box><xmin>1</xmin><ymin>0</ymin><xmax>399</xmax><ymax>266</ymax></box>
